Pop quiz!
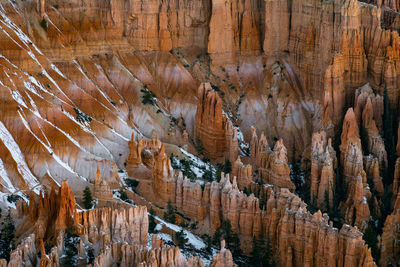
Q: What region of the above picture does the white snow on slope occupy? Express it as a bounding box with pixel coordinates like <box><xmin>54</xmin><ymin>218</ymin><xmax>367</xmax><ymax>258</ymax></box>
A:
<box><xmin>0</xmin><ymin>121</ymin><xmax>40</xmax><ymax>192</ymax></box>
<box><xmin>0</xmin><ymin>157</ymin><xmax>15</xmax><ymax>192</ymax></box>
<box><xmin>154</xmin><ymin>215</ymin><xmax>206</xmax><ymax>250</ymax></box>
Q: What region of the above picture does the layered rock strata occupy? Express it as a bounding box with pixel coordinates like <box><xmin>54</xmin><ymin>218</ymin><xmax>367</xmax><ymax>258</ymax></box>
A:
<box><xmin>339</xmin><ymin>108</ymin><xmax>370</xmax><ymax>230</ymax></box>
<box><xmin>379</xmin><ymin>191</ymin><xmax>400</xmax><ymax>266</ymax></box>
<box><xmin>249</xmin><ymin>128</ymin><xmax>295</xmax><ymax>189</ymax></box>
<box><xmin>310</xmin><ymin>131</ymin><xmax>336</xmax><ymax>209</ymax></box>
<box><xmin>232</xmin><ymin>157</ymin><xmax>253</xmax><ymax>190</ymax></box>
<box><xmin>16</xmin><ymin>181</ymin><xmax>78</xmax><ymax>240</ymax></box>
<box><xmin>195</xmin><ymin>83</ymin><xmax>238</xmax><ymax>163</ymax></box>
<box><xmin>93</xmin><ymin>168</ymin><xmax>113</xmax><ymax>201</ymax></box>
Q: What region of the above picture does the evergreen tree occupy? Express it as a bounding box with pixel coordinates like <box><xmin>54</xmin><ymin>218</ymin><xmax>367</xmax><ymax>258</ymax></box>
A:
<box><xmin>383</xmin><ymin>86</ymin><xmax>395</xmax><ymax>186</ymax></box>
<box><xmin>251</xmin><ymin>232</ymin><xmax>274</xmax><ymax>267</ymax></box>
<box><xmin>360</xmin><ymin>125</ymin><xmax>368</xmax><ymax>155</ymax></box>
<box><xmin>223</xmin><ymin>159</ymin><xmax>232</xmax><ymax>174</ymax></box>
<box><xmin>363</xmin><ymin>225</ymin><xmax>379</xmax><ymax>261</ymax></box>
<box><xmin>212</xmin><ymin>227</ymin><xmax>222</xmax><ymax>246</ymax></box>
<box><xmin>148</xmin><ymin>208</ymin><xmax>157</xmax><ymax>233</ymax></box>
<box><xmin>118</xmin><ymin>189</ymin><xmax>131</xmax><ymax>203</ymax></box>
<box><xmin>308</xmin><ymin>195</ymin><xmax>318</xmax><ymax>214</ymax></box>
<box><xmin>60</xmin><ymin>227</ymin><xmax>79</xmax><ymax>267</ymax></box>
<box><xmin>243</xmin><ymin>187</ymin><xmax>249</xmax><ymax>196</ymax></box>
<box><xmin>290</xmin><ymin>144</ymin><xmax>302</xmax><ymax>189</ymax></box>
<box><xmin>0</xmin><ymin>210</ymin><xmax>15</xmax><ymax>262</ymax></box>
<box><xmin>83</xmin><ymin>187</ymin><xmax>93</xmax><ymax>209</ymax></box>
<box><xmin>204</xmin><ymin>234</ymin><xmax>212</xmax><ymax>254</ymax></box>
<box><xmin>196</xmin><ymin>138</ymin><xmax>204</xmax><ymax>155</ymax></box>
<box><xmin>87</xmin><ymin>245</ymin><xmax>94</xmax><ymax>265</ymax></box>
<box><xmin>202</xmin><ymin>166</ymin><xmax>213</xmax><ymax>182</ymax></box>
<box><xmin>215</xmin><ymin>169</ymin><xmax>222</xmax><ymax>182</ymax></box>
<box><xmin>214</xmin><ymin>220</ymin><xmax>242</xmax><ymax>257</ymax></box>
<box><xmin>175</xmin><ymin>230</ymin><xmax>188</xmax><ymax>248</ymax></box>
<box><xmin>163</xmin><ymin>200</ymin><xmax>176</xmax><ymax>224</ymax></box>
<box><xmin>229</xmin><ymin>232</ymin><xmax>242</xmax><ymax>257</ymax></box>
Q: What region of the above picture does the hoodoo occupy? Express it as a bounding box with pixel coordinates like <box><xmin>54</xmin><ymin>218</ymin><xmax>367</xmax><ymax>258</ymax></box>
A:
<box><xmin>0</xmin><ymin>0</ymin><xmax>399</xmax><ymax>266</ymax></box>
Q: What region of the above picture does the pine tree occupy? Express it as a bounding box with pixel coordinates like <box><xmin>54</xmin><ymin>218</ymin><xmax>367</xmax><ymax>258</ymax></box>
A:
<box><xmin>87</xmin><ymin>245</ymin><xmax>94</xmax><ymax>265</ymax></box>
<box><xmin>212</xmin><ymin>227</ymin><xmax>222</xmax><ymax>247</ymax></box>
<box><xmin>164</xmin><ymin>200</ymin><xmax>176</xmax><ymax>224</ymax></box>
<box><xmin>223</xmin><ymin>159</ymin><xmax>232</xmax><ymax>174</ymax></box>
<box><xmin>360</xmin><ymin>125</ymin><xmax>368</xmax><ymax>155</ymax></box>
<box><xmin>215</xmin><ymin>168</ymin><xmax>222</xmax><ymax>182</ymax></box>
<box><xmin>60</xmin><ymin>227</ymin><xmax>79</xmax><ymax>267</ymax></box>
<box><xmin>175</xmin><ymin>230</ymin><xmax>188</xmax><ymax>248</ymax></box>
<box><xmin>251</xmin><ymin>232</ymin><xmax>274</xmax><ymax>267</ymax></box>
<box><xmin>149</xmin><ymin>208</ymin><xmax>157</xmax><ymax>233</ymax></box>
<box><xmin>383</xmin><ymin>86</ymin><xmax>395</xmax><ymax>186</ymax></box>
<box><xmin>229</xmin><ymin>232</ymin><xmax>242</xmax><ymax>257</ymax></box>
<box><xmin>214</xmin><ymin>220</ymin><xmax>242</xmax><ymax>256</ymax></box>
<box><xmin>251</xmin><ymin>235</ymin><xmax>262</xmax><ymax>265</ymax></box>
<box><xmin>204</xmin><ymin>235</ymin><xmax>212</xmax><ymax>254</ymax></box>
<box><xmin>196</xmin><ymin>138</ymin><xmax>204</xmax><ymax>155</ymax></box>
<box><xmin>308</xmin><ymin>195</ymin><xmax>318</xmax><ymax>214</ymax></box>
<box><xmin>202</xmin><ymin>166</ymin><xmax>213</xmax><ymax>182</ymax></box>
<box><xmin>83</xmin><ymin>187</ymin><xmax>93</xmax><ymax>209</ymax></box>
<box><xmin>363</xmin><ymin>225</ymin><xmax>379</xmax><ymax>260</ymax></box>
<box><xmin>0</xmin><ymin>210</ymin><xmax>15</xmax><ymax>261</ymax></box>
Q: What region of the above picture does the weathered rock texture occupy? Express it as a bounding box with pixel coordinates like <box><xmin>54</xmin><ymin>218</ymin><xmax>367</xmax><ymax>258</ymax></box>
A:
<box><xmin>379</xmin><ymin>191</ymin><xmax>400</xmax><ymax>266</ymax></box>
<box><xmin>126</xmin><ymin>130</ymin><xmax>162</xmax><ymax>170</ymax></box>
<box><xmin>232</xmin><ymin>157</ymin><xmax>253</xmax><ymax>190</ymax></box>
<box><xmin>249</xmin><ymin>128</ymin><xmax>295</xmax><ymax>189</ymax></box>
<box><xmin>310</xmin><ymin>131</ymin><xmax>336</xmax><ymax>210</ymax></box>
<box><xmin>339</xmin><ymin>108</ymin><xmax>370</xmax><ymax>230</ymax></box>
<box><xmin>0</xmin><ymin>0</ymin><xmax>400</xmax><ymax>265</ymax></box>
<box><xmin>93</xmin><ymin>168</ymin><xmax>113</xmax><ymax>201</ymax></box>
<box><xmin>173</xmin><ymin>175</ymin><xmax>375</xmax><ymax>266</ymax></box>
<box><xmin>8</xmin><ymin>181</ymin><xmax>233</xmax><ymax>267</ymax></box>
<box><xmin>195</xmin><ymin>83</ymin><xmax>238</xmax><ymax>163</ymax></box>
<box><xmin>16</xmin><ymin>181</ymin><xmax>78</xmax><ymax>240</ymax></box>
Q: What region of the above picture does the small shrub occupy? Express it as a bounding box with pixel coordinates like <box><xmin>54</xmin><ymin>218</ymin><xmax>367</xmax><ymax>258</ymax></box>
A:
<box><xmin>40</xmin><ymin>18</ymin><xmax>48</xmax><ymax>29</ymax></box>
<box><xmin>125</xmin><ymin>178</ymin><xmax>139</xmax><ymax>192</ymax></box>
<box><xmin>6</xmin><ymin>195</ymin><xmax>22</xmax><ymax>203</ymax></box>
<box><xmin>163</xmin><ymin>200</ymin><xmax>176</xmax><ymax>224</ymax></box>
<box><xmin>141</xmin><ymin>89</ymin><xmax>157</xmax><ymax>105</ymax></box>
<box><xmin>74</xmin><ymin>108</ymin><xmax>92</xmax><ymax>123</ymax></box>
<box><xmin>148</xmin><ymin>208</ymin><xmax>157</xmax><ymax>233</ymax></box>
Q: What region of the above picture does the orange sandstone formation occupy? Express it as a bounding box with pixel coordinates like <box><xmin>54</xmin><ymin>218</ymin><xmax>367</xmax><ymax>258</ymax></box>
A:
<box><xmin>232</xmin><ymin>157</ymin><xmax>253</xmax><ymax>190</ymax></box>
<box><xmin>311</xmin><ymin>131</ymin><xmax>336</xmax><ymax>209</ymax></box>
<box><xmin>340</xmin><ymin>109</ymin><xmax>370</xmax><ymax>230</ymax></box>
<box><xmin>16</xmin><ymin>181</ymin><xmax>78</xmax><ymax>240</ymax></box>
<box><xmin>249</xmin><ymin>128</ymin><xmax>294</xmax><ymax>189</ymax></box>
<box><xmin>93</xmin><ymin>168</ymin><xmax>113</xmax><ymax>201</ymax></box>
<box><xmin>379</xmin><ymin>191</ymin><xmax>400</xmax><ymax>266</ymax></box>
<box><xmin>195</xmin><ymin>83</ymin><xmax>238</xmax><ymax>163</ymax></box>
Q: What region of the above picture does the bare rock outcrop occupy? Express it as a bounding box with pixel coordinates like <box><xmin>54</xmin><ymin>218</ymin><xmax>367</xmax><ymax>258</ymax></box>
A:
<box><xmin>195</xmin><ymin>83</ymin><xmax>238</xmax><ymax>163</ymax></box>
<box><xmin>379</xmin><ymin>191</ymin><xmax>400</xmax><ymax>266</ymax></box>
<box><xmin>78</xmin><ymin>206</ymin><xmax>148</xmax><ymax>247</ymax></box>
<box><xmin>249</xmin><ymin>128</ymin><xmax>294</xmax><ymax>189</ymax></box>
<box><xmin>340</xmin><ymin>109</ymin><xmax>370</xmax><ymax>230</ymax></box>
<box><xmin>152</xmin><ymin>144</ymin><xmax>177</xmax><ymax>204</ymax></box>
<box><xmin>311</xmin><ymin>131</ymin><xmax>336</xmax><ymax>209</ymax></box>
<box><xmin>16</xmin><ymin>181</ymin><xmax>79</xmax><ymax>240</ymax></box>
<box><xmin>93</xmin><ymin>168</ymin><xmax>113</xmax><ymax>201</ymax></box>
<box><xmin>126</xmin><ymin>130</ymin><xmax>162</xmax><ymax>171</ymax></box>
<box><xmin>232</xmin><ymin>157</ymin><xmax>253</xmax><ymax>190</ymax></box>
